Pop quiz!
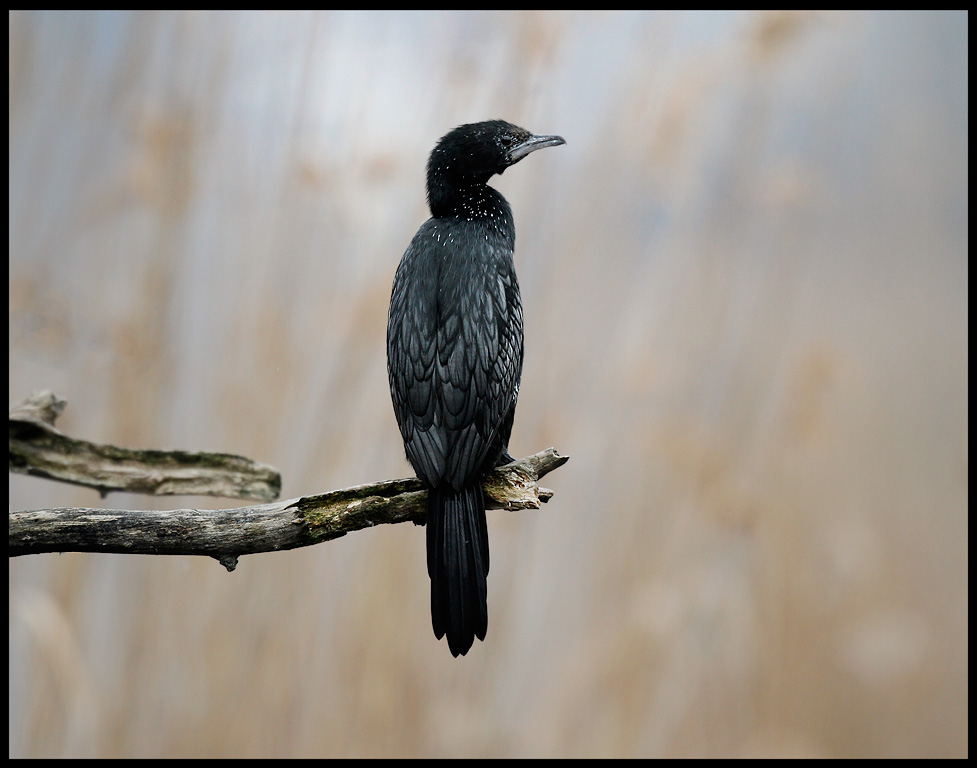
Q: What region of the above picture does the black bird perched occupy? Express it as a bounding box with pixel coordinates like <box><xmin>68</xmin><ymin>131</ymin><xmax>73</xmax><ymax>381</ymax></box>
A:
<box><xmin>387</xmin><ymin>120</ymin><xmax>565</xmax><ymax>656</ymax></box>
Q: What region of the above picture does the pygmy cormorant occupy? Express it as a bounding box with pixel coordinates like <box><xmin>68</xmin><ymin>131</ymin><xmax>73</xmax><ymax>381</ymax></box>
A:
<box><xmin>387</xmin><ymin>120</ymin><xmax>564</xmax><ymax>656</ymax></box>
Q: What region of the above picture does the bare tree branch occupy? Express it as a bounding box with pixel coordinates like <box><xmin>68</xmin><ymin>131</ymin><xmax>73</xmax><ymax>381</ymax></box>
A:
<box><xmin>9</xmin><ymin>390</ymin><xmax>282</xmax><ymax>502</ymax></box>
<box><xmin>8</xmin><ymin>448</ymin><xmax>569</xmax><ymax>570</ymax></box>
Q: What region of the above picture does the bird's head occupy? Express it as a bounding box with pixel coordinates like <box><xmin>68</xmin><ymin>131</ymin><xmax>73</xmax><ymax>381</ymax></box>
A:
<box><xmin>426</xmin><ymin>120</ymin><xmax>565</xmax><ymax>215</ymax></box>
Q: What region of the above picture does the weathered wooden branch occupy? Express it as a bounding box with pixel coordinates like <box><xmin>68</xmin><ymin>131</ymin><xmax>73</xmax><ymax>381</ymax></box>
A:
<box><xmin>8</xmin><ymin>448</ymin><xmax>569</xmax><ymax>570</ymax></box>
<box><xmin>9</xmin><ymin>390</ymin><xmax>282</xmax><ymax>502</ymax></box>
<box><xmin>9</xmin><ymin>386</ymin><xmax>568</xmax><ymax>570</ymax></box>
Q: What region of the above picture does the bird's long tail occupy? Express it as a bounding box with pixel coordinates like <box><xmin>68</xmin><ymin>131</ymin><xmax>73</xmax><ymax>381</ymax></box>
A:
<box><xmin>427</xmin><ymin>483</ymin><xmax>489</xmax><ymax>657</ymax></box>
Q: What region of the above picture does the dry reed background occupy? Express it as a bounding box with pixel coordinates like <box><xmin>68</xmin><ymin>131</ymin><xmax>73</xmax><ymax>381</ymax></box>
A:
<box><xmin>8</xmin><ymin>10</ymin><xmax>967</xmax><ymax>758</ymax></box>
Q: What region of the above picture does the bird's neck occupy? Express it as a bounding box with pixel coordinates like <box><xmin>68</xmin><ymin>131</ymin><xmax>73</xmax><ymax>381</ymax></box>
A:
<box><xmin>428</xmin><ymin>180</ymin><xmax>510</xmax><ymax>223</ymax></box>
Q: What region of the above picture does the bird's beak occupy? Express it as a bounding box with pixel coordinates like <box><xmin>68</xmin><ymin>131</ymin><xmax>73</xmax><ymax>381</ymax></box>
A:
<box><xmin>509</xmin><ymin>133</ymin><xmax>566</xmax><ymax>163</ymax></box>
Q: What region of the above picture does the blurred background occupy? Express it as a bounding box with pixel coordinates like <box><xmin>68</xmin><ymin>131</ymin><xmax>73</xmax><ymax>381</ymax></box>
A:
<box><xmin>8</xmin><ymin>10</ymin><xmax>967</xmax><ymax>758</ymax></box>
